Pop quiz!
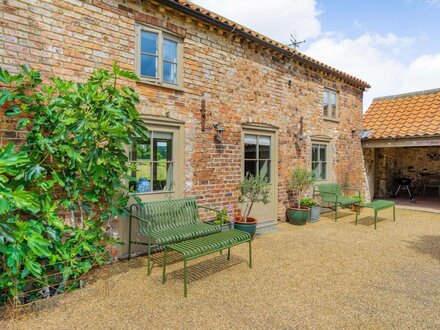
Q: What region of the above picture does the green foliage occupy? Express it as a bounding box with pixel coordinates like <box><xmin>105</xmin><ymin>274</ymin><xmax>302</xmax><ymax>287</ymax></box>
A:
<box><xmin>238</xmin><ymin>174</ymin><xmax>270</xmax><ymax>222</ymax></box>
<box><xmin>213</xmin><ymin>205</ymin><xmax>233</xmax><ymax>225</ymax></box>
<box><xmin>300</xmin><ymin>197</ymin><xmax>319</xmax><ymax>207</ymax></box>
<box><xmin>289</xmin><ymin>168</ymin><xmax>316</xmax><ymax>208</ymax></box>
<box><xmin>0</xmin><ymin>64</ymin><xmax>147</xmax><ymax>305</ymax></box>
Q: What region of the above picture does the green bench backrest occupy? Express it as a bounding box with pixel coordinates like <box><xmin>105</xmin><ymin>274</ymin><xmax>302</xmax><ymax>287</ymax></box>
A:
<box><xmin>131</xmin><ymin>197</ymin><xmax>200</xmax><ymax>235</ymax></box>
<box><xmin>315</xmin><ymin>183</ymin><xmax>343</xmax><ymax>202</ymax></box>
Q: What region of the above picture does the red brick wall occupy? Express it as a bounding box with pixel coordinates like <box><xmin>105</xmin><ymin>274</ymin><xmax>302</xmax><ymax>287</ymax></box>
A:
<box><xmin>0</xmin><ymin>0</ymin><xmax>366</xmax><ymax>225</ymax></box>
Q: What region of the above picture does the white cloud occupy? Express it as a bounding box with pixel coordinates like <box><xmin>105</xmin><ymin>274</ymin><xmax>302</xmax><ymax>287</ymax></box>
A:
<box><xmin>304</xmin><ymin>33</ymin><xmax>440</xmax><ymax>110</ymax></box>
<box><xmin>191</xmin><ymin>0</ymin><xmax>321</xmax><ymax>42</ymax></box>
<box><xmin>191</xmin><ymin>1</ymin><xmax>440</xmax><ymax>111</ymax></box>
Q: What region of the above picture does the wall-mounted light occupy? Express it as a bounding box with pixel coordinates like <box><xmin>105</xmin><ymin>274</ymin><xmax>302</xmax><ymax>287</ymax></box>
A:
<box><xmin>213</xmin><ymin>122</ymin><xmax>225</xmax><ymax>142</ymax></box>
<box><xmin>294</xmin><ymin>116</ymin><xmax>304</xmax><ymax>140</ymax></box>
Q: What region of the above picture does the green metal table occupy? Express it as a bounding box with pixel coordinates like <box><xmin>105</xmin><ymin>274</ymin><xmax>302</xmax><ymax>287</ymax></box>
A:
<box><xmin>355</xmin><ymin>200</ymin><xmax>395</xmax><ymax>230</ymax></box>
<box><xmin>162</xmin><ymin>229</ymin><xmax>252</xmax><ymax>297</ymax></box>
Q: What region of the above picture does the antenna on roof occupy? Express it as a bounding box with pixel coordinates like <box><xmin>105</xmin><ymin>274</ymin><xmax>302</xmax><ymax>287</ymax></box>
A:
<box><xmin>288</xmin><ymin>31</ymin><xmax>306</xmax><ymax>50</ymax></box>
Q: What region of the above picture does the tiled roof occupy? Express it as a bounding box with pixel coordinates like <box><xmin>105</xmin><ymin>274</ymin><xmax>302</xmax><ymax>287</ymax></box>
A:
<box><xmin>363</xmin><ymin>88</ymin><xmax>440</xmax><ymax>139</ymax></box>
<box><xmin>159</xmin><ymin>0</ymin><xmax>370</xmax><ymax>89</ymax></box>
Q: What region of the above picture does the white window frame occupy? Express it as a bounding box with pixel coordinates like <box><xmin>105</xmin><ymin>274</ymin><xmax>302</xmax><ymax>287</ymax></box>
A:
<box><xmin>323</xmin><ymin>89</ymin><xmax>338</xmax><ymax>120</ymax></box>
<box><xmin>135</xmin><ymin>24</ymin><xmax>183</xmax><ymax>90</ymax></box>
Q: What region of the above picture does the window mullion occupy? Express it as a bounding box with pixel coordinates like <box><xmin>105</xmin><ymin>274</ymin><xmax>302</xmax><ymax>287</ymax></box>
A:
<box><xmin>158</xmin><ymin>31</ymin><xmax>163</xmax><ymax>83</ymax></box>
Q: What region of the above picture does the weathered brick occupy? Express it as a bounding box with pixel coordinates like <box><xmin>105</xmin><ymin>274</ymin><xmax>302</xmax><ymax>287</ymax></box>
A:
<box><xmin>0</xmin><ymin>1</ymin><xmax>367</xmax><ymax>252</ymax></box>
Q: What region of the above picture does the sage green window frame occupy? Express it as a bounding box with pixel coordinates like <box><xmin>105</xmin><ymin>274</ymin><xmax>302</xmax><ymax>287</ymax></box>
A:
<box><xmin>323</xmin><ymin>89</ymin><xmax>338</xmax><ymax>120</ymax></box>
<box><xmin>243</xmin><ymin>134</ymin><xmax>272</xmax><ymax>183</ymax></box>
<box><xmin>135</xmin><ymin>24</ymin><xmax>184</xmax><ymax>89</ymax></box>
<box><xmin>128</xmin><ymin>119</ymin><xmax>184</xmax><ymax>197</ymax></box>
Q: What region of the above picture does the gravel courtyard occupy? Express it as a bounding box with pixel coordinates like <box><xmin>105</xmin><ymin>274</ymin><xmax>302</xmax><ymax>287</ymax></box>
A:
<box><xmin>2</xmin><ymin>208</ymin><xmax>440</xmax><ymax>329</ymax></box>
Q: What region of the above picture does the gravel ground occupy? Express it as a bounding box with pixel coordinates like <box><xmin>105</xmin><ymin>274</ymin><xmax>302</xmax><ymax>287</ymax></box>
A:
<box><xmin>2</xmin><ymin>208</ymin><xmax>440</xmax><ymax>329</ymax></box>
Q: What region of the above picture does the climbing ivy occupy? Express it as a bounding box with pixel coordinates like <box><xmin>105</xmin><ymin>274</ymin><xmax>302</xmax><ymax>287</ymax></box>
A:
<box><xmin>0</xmin><ymin>64</ymin><xmax>148</xmax><ymax>304</ymax></box>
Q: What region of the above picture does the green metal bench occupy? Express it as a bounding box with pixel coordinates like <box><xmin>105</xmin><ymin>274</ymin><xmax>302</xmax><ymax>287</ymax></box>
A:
<box><xmin>313</xmin><ymin>183</ymin><xmax>362</xmax><ymax>221</ymax></box>
<box><xmin>128</xmin><ymin>197</ymin><xmax>221</xmax><ymax>275</ymax></box>
<box><xmin>162</xmin><ymin>229</ymin><xmax>252</xmax><ymax>297</ymax></box>
<box><xmin>355</xmin><ymin>200</ymin><xmax>395</xmax><ymax>230</ymax></box>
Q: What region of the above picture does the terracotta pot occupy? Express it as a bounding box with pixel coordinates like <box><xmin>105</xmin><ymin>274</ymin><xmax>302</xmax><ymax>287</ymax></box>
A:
<box><xmin>233</xmin><ymin>216</ymin><xmax>257</xmax><ymax>224</ymax></box>
<box><xmin>233</xmin><ymin>216</ymin><xmax>257</xmax><ymax>239</ymax></box>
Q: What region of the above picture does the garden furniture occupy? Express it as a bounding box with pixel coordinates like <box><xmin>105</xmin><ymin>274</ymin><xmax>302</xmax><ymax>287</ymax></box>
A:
<box><xmin>128</xmin><ymin>197</ymin><xmax>221</xmax><ymax>275</ymax></box>
<box><xmin>162</xmin><ymin>229</ymin><xmax>252</xmax><ymax>297</ymax></box>
<box><xmin>313</xmin><ymin>183</ymin><xmax>362</xmax><ymax>221</ymax></box>
<box><xmin>423</xmin><ymin>183</ymin><xmax>440</xmax><ymax>199</ymax></box>
<box><xmin>355</xmin><ymin>200</ymin><xmax>395</xmax><ymax>230</ymax></box>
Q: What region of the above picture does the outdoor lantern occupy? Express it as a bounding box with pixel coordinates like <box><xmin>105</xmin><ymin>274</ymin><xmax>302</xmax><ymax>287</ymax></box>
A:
<box><xmin>213</xmin><ymin>121</ymin><xmax>225</xmax><ymax>142</ymax></box>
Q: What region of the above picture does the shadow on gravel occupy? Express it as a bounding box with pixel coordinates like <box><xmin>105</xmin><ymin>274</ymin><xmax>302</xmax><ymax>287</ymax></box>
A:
<box><xmin>167</xmin><ymin>255</ymin><xmax>247</xmax><ymax>283</ymax></box>
<box><xmin>409</xmin><ymin>235</ymin><xmax>440</xmax><ymax>262</ymax></box>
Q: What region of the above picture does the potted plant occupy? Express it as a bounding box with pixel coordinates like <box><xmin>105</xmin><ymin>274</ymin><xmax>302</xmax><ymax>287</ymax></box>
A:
<box><xmin>300</xmin><ymin>197</ymin><xmax>321</xmax><ymax>223</ymax></box>
<box><xmin>234</xmin><ymin>174</ymin><xmax>270</xmax><ymax>239</ymax></box>
<box><xmin>287</xmin><ymin>168</ymin><xmax>316</xmax><ymax>225</ymax></box>
<box><xmin>207</xmin><ymin>204</ymin><xmax>234</xmax><ymax>231</ymax></box>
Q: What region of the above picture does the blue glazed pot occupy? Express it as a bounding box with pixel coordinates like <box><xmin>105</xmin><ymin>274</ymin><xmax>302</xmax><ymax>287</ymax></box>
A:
<box><xmin>136</xmin><ymin>177</ymin><xmax>151</xmax><ymax>193</ymax></box>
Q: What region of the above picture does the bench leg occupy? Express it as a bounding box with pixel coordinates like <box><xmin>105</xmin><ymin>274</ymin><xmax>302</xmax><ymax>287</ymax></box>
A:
<box><xmin>227</xmin><ymin>247</ymin><xmax>231</xmax><ymax>261</ymax></box>
<box><xmin>162</xmin><ymin>247</ymin><xmax>167</xmax><ymax>284</ymax></box>
<box><xmin>355</xmin><ymin>206</ymin><xmax>358</xmax><ymax>226</ymax></box>
<box><xmin>147</xmin><ymin>242</ymin><xmax>152</xmax><ymax>276</ymax></box>
<box><xmin>249</xmin><ymin>241</ymin><xmax>252</xmax><ymax>269</ymax></box>
<box><xmin>128</xmin><ymin>215</ymin><xmax>132</xmax><ymax>261</ymax></box>
<box><xmin>374</xmin><ymin>210</ymin><xmax>377</xmax><ymax>230</ymax></box>
<box><xmin>393</xmin><ymin>205</ymin><xmax>396</xmax><ymax>222</ymax></box>
<box><xmin>184</xmin><ymin>259</ymin><xmax>188</xmax><ymax>298</ymax></box>
<box><xmin>335</xmin><ymin>203</ymin><xmax>338</xmax><ymax>222</ymax></box>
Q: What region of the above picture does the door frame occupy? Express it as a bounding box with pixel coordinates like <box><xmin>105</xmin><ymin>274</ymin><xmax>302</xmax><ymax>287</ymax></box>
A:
<box><xmin>241</xmin><ymin>124</ymin><xmax>279</xmax><ymax>222</ymax></box>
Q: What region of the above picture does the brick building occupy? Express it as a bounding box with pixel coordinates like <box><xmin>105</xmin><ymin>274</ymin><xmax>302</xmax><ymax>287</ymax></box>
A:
<box><xmin>0</xmin><ymin>0</ymin><xmax>369</xmax><ymax>255</ymax></box>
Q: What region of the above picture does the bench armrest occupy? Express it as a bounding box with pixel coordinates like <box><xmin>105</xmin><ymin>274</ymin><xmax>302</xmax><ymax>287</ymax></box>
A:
<box><xmin>130</xmin><ymin>214</ymin><xmax>153</xmax><ymax>233</ymax></box>
<box><xmin>340</xmin><ymin>187</ymin><xmax>361</xmax><ymax>197</ymax></box>
<box><xmin>313</xmin><ymin>190</ymin><xmax>339</xmax><ymax>203</ymax></box>
<box><xmin>198</xmin><ymin>205</ymin><xmax>218</xmax><ymax>212</ymax></box>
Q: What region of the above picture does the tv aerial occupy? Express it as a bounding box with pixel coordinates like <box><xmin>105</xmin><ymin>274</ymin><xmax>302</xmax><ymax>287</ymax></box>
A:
<box><xmin>288</xmin><ymin>31</ymin><xmax>306</xmax><ymax>50</ymax></box>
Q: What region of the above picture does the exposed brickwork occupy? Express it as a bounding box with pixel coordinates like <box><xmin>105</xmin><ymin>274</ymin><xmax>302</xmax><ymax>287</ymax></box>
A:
<box><xmin>0</xmin><ymin>0</ymin><xmax>366</xmax><ymax>228</ymax></box>
<box><xmin>364</xmin><ymin>146</ymin><xmax>440</xmax><ymax>198</ymax></box>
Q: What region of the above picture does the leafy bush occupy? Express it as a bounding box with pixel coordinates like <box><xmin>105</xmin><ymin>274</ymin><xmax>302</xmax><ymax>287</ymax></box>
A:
<box><xmin>238</xmin><ymin>174</ymin><xmax>270</xmax><ymax>222</ymax></box>
<box><xmin>0</xmin><ymin>64</ymin><xmax>148</xmax><ymax>305</ymax></box>
<box><xmin>300</xmin><ymin>197</ymin><xmax>319</xmax><ymax>207</ymax></box>
<box><xmin>289</xmin><ymin>168</ymin><xmax>316</xmax><ymax>208</ymax></box>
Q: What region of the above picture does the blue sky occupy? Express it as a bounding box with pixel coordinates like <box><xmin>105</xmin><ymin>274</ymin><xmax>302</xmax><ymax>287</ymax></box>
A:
<box><xmin>192</xmin><ymin>0</ymin><xmax>440</xmax><ymax>110</ymax></box>
<box><xmin>318</xmin><ymin>0</ymin><xmax>440</xmax><ymax>62</ymax></box>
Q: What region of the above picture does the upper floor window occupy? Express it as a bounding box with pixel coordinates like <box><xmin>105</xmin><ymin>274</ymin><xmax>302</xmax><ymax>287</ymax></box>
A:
<box><xmin>323</xmin><ymin>89</ymin><xmax>338</xmax><ymax>120</ymax></box>
<box><xmin>135</xmin><ymin>24</ymin><xmax>183</xmax><ymax>89</ymax></box>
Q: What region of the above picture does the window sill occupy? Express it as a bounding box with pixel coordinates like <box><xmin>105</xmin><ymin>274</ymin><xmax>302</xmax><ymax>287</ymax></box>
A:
<box><xmin>323</xmin><ymin>117</ymin><xmax>340</xmax><ymax>123</ymax></box>
<box><xmin>129</xmin><ymin>190</ymin><xmax>175</xmax><ymax>196</ymax></box>
<box><xmin>136</xmin><ymin>78</ymin><xmax>185</xmax><ymax>92</ymax></box>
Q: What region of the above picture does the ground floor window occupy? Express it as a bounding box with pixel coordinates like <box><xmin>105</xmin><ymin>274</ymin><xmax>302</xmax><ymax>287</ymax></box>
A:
<box><xmin>312</xmin><ymin>142</ymin><xmax>329</xmax><ymax>181</ymax></box>
<box><xmin>244</xmin><ymin>134</ymin><xmax>272</xmax><ymax>182</ymax></box>
<box><xmin>129</xmin><ymin>130</ymin><xmax>175</xmax><ymax>194</ymax></box>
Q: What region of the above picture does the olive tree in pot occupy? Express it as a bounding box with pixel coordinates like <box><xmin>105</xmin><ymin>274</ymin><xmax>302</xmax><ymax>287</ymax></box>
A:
<box><xmin>287</xmin><ymin>168</ymin><xmax>316</xmax><ymax>225</ymax></box>
<box><xmin>234</xmin><ymin>174</ymin><xmax>270</xmax><ymax>239</ymax></box>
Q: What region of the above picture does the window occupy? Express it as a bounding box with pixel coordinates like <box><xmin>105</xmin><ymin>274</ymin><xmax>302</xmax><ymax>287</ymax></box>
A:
<box><xmin>129</xmin><ymin>131</ymin><xmax>174</xmax><ymax>193</ymax></box>
<box><xmin>136</xmin><ymin>25</ymin><xmax>182</xmax><ymax>88</ymax></box>
<box><xmin>244</xmin><ymin>134</ymin><xmax>271</xmax><ymax>182</ymax></box>
<box><xmin>323</xmin><ymin>89</ymin><xmax>338</xmax><ymax>119</ymax></box>
<box><xmin>312</xmin><ymin>143</ymin><xmax>328</xmax><ymax>181</ymax></box>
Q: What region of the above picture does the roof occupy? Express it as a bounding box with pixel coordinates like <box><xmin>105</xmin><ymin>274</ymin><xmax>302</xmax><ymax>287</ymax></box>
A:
<box><xmin>157</xmin><ymin>0</ymin><xmax>370</xmax><ymax>90</ymax></box>
<box><xmin>363</xmin><ymin>88</ymin><xmax>440</xmax><ymax>139</ymax></box>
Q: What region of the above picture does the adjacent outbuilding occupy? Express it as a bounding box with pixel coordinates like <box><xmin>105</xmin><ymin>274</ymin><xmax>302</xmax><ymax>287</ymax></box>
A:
<box><xmin>363</xmin><ymin>88</ymin><xmax>440</xmax><ymax>211</ymax></box>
